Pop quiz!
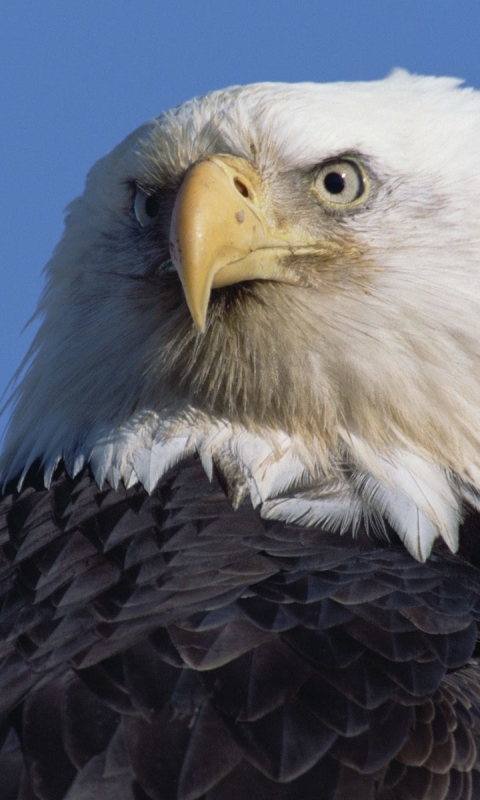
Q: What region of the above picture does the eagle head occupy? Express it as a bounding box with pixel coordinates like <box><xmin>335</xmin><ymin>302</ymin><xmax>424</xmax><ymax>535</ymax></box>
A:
<box><xmin>3</xmin><ymin>70</ymin><xmax>480</xmax><ymax>561</ymax></box>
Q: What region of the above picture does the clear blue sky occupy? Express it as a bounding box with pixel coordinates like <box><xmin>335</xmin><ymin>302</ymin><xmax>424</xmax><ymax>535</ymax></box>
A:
<box><xmin>2</xmin><ymin>0</ymin><xmax>480</xmax><ymax>441</ymax></box>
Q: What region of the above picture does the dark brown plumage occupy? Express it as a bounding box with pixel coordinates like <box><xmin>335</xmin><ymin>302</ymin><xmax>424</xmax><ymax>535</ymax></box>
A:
<box><xmin>1</xmin><ymin>459</ymin><xmax>480</xmax><ymax>799</ymax></box>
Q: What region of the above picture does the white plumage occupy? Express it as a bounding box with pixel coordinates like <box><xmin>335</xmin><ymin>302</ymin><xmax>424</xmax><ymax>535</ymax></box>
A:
<box><xmin>3</xmin><ymin>70</ymin><xmax>480</xmax><ymax>563</ymax></box>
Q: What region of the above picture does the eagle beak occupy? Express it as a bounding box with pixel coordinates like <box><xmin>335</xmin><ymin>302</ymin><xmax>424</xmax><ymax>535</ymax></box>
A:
<box><xmin>169</xmin><ymin>155</ymin><xmax>307</xmax><ymax>332</ymax></box>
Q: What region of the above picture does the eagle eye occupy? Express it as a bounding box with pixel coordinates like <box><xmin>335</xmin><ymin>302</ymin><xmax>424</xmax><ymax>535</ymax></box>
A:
<box><xmin>314</xmin><ymin>159</ymin><xmax>366</xmax><ymax>207</ymax></box>
<box><xmin>134</xmin><ymin>187</ymin><xmax>160</xmax><ymax>227</ymax></box>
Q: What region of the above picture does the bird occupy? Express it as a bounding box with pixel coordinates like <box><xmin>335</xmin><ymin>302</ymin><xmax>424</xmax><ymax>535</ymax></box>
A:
<box><xmin>1</xmin><ymin>69</ymin><xmax>480</xmax><ymax>799</ymax></box>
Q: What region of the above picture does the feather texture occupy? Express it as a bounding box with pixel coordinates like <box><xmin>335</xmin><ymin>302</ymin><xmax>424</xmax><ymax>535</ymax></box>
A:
<box><xmin>3</xmin><ymin>73</ymin><xmax>480</xmax><ymax>558</ymax></box>
<box><xmin>0</xmin><ymin>460</ymin><xmax>480</xmax><ymax>798</ymax></box>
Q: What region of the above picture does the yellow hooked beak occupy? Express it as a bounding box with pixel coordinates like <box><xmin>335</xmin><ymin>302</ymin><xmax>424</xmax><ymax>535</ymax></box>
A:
<box><xmin>169</xmin><ymin>155</ymin><xmax>315</xmax><ymax>331</ymax></box>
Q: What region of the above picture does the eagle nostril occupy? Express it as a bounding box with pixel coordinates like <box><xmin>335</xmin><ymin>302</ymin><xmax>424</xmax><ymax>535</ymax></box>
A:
<box><xmin>234</xmin><ymin>177</ymin><xmax>250</xmax><ymax>198</ymax></box>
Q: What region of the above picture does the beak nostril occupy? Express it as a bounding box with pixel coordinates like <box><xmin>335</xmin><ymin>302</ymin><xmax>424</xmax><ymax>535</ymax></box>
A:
<box><xmin>234</xmin><ymin>177</ymin><xmax>250</xmax><ymax>198</ymax></box>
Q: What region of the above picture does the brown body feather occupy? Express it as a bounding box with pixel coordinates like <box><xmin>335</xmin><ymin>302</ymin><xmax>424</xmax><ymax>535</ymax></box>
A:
<box><xmin>1</xmin><ymin>458</ymin><xmax>480</xmax><ymax>799</ymax></box>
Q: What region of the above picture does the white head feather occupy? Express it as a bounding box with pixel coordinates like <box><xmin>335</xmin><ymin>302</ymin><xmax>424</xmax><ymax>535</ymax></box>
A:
<box><xmin>3</xmin><ymin>70</ymin><xmax>480</xmax><ymax>561</ymax></box>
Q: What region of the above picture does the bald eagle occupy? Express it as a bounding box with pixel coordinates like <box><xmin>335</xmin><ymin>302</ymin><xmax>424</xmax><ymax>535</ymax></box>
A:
<box><xmin>1</xmin><ymin>71</ymin><xmax>480</xmax><ymax>799</ymax></box>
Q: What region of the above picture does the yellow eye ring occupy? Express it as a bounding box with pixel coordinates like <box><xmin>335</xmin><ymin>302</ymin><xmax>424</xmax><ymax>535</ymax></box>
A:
<box><xmin>313</xmin><ymin>159</ymin><xmax>368</xmax><ymax>208</ymax></box>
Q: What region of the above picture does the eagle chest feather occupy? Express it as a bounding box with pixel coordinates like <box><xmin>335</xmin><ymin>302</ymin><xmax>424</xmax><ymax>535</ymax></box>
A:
<box><xmin>1</xmin><ymin>459</ymin><xmax>480</xmax><ymax>799</ymax></box>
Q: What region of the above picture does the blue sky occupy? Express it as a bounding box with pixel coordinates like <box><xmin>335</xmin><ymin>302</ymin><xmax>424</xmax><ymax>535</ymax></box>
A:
<box><xmin>2</xmin><ymin>0</ymin><xmax>480</xmax><ymax>441</ymax></box>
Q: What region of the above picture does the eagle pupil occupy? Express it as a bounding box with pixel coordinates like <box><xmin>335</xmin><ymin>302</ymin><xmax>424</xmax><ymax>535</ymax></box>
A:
<box><xmin>324</xmin><ymin>171</ymin><xmax>345</xmax><ymax>195</ymax></box>
<box><xmin>145</xmin><ymin>195</ymin><xmax>160</xmax><ymax>218</ymax></box>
